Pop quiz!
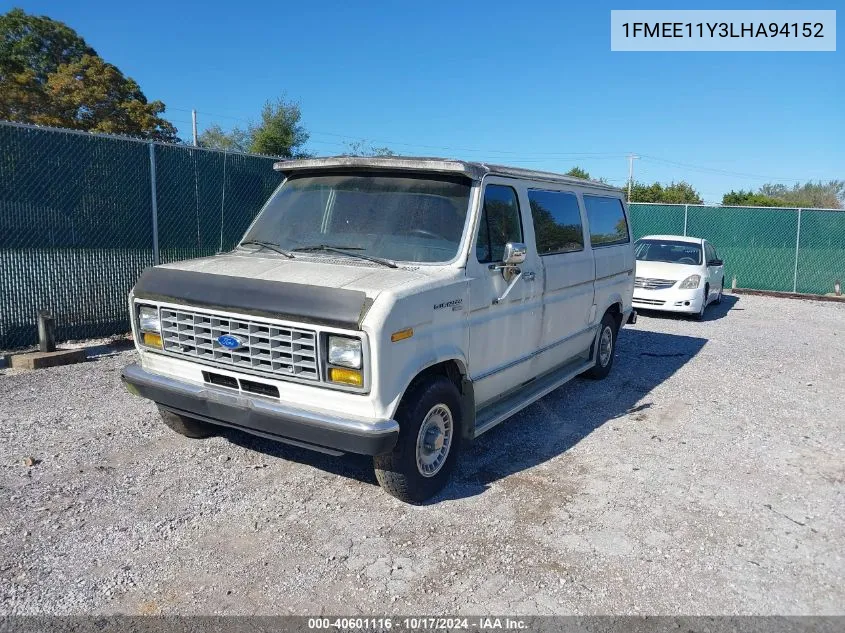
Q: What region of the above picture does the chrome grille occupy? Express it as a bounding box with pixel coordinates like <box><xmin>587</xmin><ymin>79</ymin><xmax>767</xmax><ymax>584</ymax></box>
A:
<box><xmin>633</xmin><ymin>297</ymin><xmax>666</xmax><ymax>306</ymax></box>
<box><xmin>159</xmin><ymin>307</ymin><xmax>319</xmax><ymax>381</ymax></box>
<box><xmin>634</xmin><ymin>277</ymin><xmax>677</xmax><ymax>290</ymax></box>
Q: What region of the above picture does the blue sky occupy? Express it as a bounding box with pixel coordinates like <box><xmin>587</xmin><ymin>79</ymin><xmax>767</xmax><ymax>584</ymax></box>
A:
<box><xmin>9</xmin><ymin>0</ymin><xmax>844</xmax><ymax>203</ymax></box>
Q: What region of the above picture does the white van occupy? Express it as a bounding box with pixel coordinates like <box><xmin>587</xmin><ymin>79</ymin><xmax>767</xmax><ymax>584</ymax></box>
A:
<box><xmin>122</xmin><ymin>157</ymin><xmax>636</xmax><ymax>502</ymax></box>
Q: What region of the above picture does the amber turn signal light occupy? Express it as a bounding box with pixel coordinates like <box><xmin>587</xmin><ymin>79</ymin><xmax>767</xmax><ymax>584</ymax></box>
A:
<box><xmin>390</xmin><ymin>328</ymin><xmax>414</xmax><ymax>342</ymax></box>
<box><xmin>328</xmin><ymin>367</ymin><xmax>363</xmax><ymax>387</ymax></box>
<box><xmin>142</xmin><ymin>332</ymin><xmax>163</xmax><ymax>348</ymax></box>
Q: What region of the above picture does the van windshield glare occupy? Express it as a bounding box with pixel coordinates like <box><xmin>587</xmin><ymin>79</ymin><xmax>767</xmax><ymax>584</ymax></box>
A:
<box><xmin>241</xmin><ymin>172</ymin><xmax>472</xmax><ymax>264</ymax></box>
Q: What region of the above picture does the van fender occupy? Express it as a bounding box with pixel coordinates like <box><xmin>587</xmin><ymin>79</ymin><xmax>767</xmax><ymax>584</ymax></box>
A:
<box><xmin>385</xmin><ymin>351</ymin><xmax>474</xmax><ymax>438</ymax></box>
<box><xmin>595</xmin><ymin>292</ymin><xmax>625</xmax><ymax>325</ymax></box>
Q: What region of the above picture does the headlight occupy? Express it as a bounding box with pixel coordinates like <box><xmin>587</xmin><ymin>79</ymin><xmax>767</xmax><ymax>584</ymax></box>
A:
<box><xmin>137</xmin><ymin>305</ymin><xmax>163</xmax><ymax>349</ymax></box>
<box><xmin>679</xmin><ymin>275</ymin><xmax>701</xmax><ymax>289</ymax></box>
<box><xmin>328</xmin><ymin>336</ymin><xmax>362</xmax><ymax>369</ymax></box>
<box><xmin>138</xmin><ymin>306</ymin><xmax>160</xmax><ymax>333</ymax></box>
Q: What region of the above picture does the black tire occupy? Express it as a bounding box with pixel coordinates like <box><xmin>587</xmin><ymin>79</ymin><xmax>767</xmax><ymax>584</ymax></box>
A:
<box><xmin>584</xmin><ymin>312</ymin><xmax>618</xmax><ymax>380</ymax></box>
<box><xmin>374</xmin><ymin>376</ymin><xmax>462</xmax><ymax>504</ymax></box>
<box><xmin>157</xmin><ymin>406</ymin><xmax>216</xmax><ymax>439</ymax></box>
<box><xmin>695</xmin><ymin>284</ymin><xmax>710</xmax><ymax>320</ymax></box>
<box><xmin>714</xmin><ymin>278</ymin><xmax>724</xmax><ymax>305</ymax></box>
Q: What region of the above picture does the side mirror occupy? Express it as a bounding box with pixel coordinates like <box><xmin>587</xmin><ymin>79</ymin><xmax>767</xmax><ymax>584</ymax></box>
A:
<box><xmin>710</xmin><ymin>258</ymin><xmax>723</xmax><ymax>266</ymax></box>
<box><xmin>502</xmin><ymin>242</ymin><xmax>527</xmax><ymax>266</ymax></box>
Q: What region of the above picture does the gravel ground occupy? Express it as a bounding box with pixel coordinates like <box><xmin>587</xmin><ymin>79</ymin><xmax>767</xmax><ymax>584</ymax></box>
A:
<box><xmin>1</xmin><ymin>293</ymin><xmax>843</xmax><ymax>615</ymax></box>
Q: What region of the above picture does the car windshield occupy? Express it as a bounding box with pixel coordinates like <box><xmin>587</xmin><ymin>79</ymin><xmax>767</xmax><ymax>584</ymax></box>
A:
<box><xmin>240</xmin><ymin>172</ymin><xmax>472</xmax><ymax>264</ymax></box>
<box><xmin>635</xmin><ymin>239</ymin><xmax>703</xmax><ymax>265</ymax></box>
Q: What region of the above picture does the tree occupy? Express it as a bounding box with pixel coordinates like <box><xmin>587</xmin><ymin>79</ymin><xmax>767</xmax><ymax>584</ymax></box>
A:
<box><xmin>722</xmin><ymin>190</ymin><xmax>782</xmax><ymax>207</ymax></box>
<box><xmin>199</xmin><ymin>97</ymin><xmax>311</xmax><ymax>157</ymax></box>
<box><xmin>249</xmin><ymin>98</ymin><xmax>309</xmax><ymax>157</ymax></box>
<box><xmin>565</xmin><ymin>166</ymin><xmax>591</xmax><ymax>180</ymax></box>
<box><xmin>0</xmin><ymin>8</ymin><xmax>176</xmax><ymax>140</ymax></box>
<box><xmin>628</xmin><ymin>180</ymin><xmax>703</xmax><ymax>204</ymax></box>
<box><xmin>721</xmin><ymin>182</ymin><xmax>844</xmax><ymax>209</ymax></box>
<box><xmin>759</xmin><ymin>181</ymin><xmax>844</xmax><ymax>209</ymax></box>
<box><xmin>198</xmin><ymin>123</ymin><xmax>249</xmax><ymax>152</ymax></box>
<box><xmin>342</xmin><ymin>139</ymin><xmax>395</xmax><ymax>157</ymax></box>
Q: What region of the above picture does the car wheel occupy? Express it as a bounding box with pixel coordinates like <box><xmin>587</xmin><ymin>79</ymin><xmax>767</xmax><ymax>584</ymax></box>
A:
<box><xmin>714</xmin><ymin>278</ymin><xmax>724</xmax><ymax>305</ymax></box>
<box><xmin>158</xmin><ymin>406</ymin><xmax>217</xmax><ymax>439</ymax></box>
<box><xmin>695</xmin><ymin>285</ymin><xmax>710</xmax><ymax>321</ymax></box>
<box><xmin>584</xmin><ymin>312</ymin><xmax>618</xmax><ymax>380</ymax></box>
<box><xmin>374</xmin><ymin>376</ymin><xmax>462</xmax><ymax>504</ymax></box>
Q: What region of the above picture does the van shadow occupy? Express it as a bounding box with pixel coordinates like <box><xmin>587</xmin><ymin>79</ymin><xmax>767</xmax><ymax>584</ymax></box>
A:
<box><xmin>223</xmin><ymin>327</ymin><xmax>708</xmax><ymax>501</ymax></box>
<box><xmin>636</xmin><ymin>293</ymin><xmax>740</xmax><ymax>323</ymax></box>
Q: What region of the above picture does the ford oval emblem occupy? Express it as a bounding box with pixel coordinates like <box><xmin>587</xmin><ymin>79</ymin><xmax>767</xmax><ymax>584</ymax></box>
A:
<box><xmin>217</xmin><ymin>334</ymin><xmax>246</xmax><ymax>350</ymax></box>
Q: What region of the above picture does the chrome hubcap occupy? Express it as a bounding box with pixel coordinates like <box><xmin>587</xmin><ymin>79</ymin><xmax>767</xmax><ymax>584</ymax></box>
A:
<box><xmin>599</xmin><ymin>326</ymin><xmax>613</xmax><ymax>367</ymax></box>
<box><xmin>416</xmin><ymin>404</ymin><xmax>453</xmax><ymax>478</ymax></box>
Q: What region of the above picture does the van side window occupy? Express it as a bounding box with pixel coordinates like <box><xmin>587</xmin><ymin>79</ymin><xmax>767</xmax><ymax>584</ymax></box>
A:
<box><xmin>583</xmin><ymin>195</ymin><xmax>630</xmax><ymax>247</ymax></box>
<box><xmin>528</xmin><ymin>190</ymin><xmax>584</xmax><ymax>255</ymax></box>
<box><xmin>476</xmin><ymin>185</ymin><xmax>523</xmax><ymax>263</ymax></box>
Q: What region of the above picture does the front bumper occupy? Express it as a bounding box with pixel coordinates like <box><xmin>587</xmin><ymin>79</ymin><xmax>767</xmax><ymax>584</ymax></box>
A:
<box><xmin>121</xmin><ymin>363</ymin><xmax>399</xmax><ymax>456</ymax></box>
<box><xmin>632</xmin><ymin>287</ymin><xmax>703</xmax><ymax>314</ymax></box>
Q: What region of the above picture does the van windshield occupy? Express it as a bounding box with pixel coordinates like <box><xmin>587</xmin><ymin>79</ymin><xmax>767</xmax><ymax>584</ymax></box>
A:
<box><xmin>241</xmin><ymin>172</ymin><xmax>472</xmax><ymax>264</ymax></box>
<box><xmin>635</xmin><ymin>239</ymin><xmax>702</xmax><ymax>265</ymax></box>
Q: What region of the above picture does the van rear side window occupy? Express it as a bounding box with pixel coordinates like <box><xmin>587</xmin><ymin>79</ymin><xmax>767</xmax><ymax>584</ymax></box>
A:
<box><xmin>528</xmin><ymin>190</ymin><xmax>584</xmax><ymax>255</ymax></box>
<box><xmin>584</xmin><ymin>195</ymin><xmax>629</xmax><ymax>247</ymax></box>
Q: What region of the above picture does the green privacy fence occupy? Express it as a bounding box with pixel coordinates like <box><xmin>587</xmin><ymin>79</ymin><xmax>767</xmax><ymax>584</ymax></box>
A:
<box><xmin>0</xmin><ymin>121</ymin><xmax>282</xmax><ymax>350</ymax></box>
<box><xmin>628</xmin><ymin>203</ymin><xmax>844</xmax><ymax>296</ymax></box>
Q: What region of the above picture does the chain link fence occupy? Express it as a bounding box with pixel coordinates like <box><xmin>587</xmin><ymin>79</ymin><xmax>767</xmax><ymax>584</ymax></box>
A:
<box><xmin>2</xmin><ymin>120</ymin><xmax>843</xmax><ymax>350</ymax></box>
<box><xmin>0</xmin><ymin>121</ymin><xmax>282</xmax><ymax>350</ymax></box>
<box><xmin>629</xmin><ymin>202</ymin><xmax>845</xmax><ymax>296</ymax></box>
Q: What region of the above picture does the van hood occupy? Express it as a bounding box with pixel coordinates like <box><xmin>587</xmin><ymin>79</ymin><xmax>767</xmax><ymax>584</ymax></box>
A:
<box><xmin>635</xmin><ymin>259</ymin><xmax>701</xmax><ymax>281</ymax></box>
<box><xmin>160</xmin><ymin>252</ymin><xmax>431</xmax><ymax>297</ymax></box>
<box><xmin>132</xmin><ymin>252</ymin><xmax>442</xmax><ymax>330</ymax></box>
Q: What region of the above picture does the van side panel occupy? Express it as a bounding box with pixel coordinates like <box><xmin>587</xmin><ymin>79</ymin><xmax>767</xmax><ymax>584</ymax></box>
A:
<box><xmin>528</xmin><ymin>188</ymin><xmax>597</xmax><ymax>378</ymax></box>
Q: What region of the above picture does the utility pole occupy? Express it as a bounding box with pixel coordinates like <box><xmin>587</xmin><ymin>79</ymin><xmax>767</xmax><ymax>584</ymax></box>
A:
<box><xmin>191</xmin><ymin>109</ymin><xmax>198</xmax><ymax>147</ymax></box>
<box><xmin>627</xmin><ymin>153</ymin><xmax>639</xmax><ymax>202</ymax></box>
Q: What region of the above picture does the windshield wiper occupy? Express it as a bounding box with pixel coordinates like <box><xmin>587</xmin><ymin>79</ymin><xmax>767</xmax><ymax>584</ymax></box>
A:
<box><xmin>292</xmin><ymin>244</ymin><xmax>397</xmax><ymax>269</ymax></box>
<box><xmin>239</xmin><ymin>240</ymin><xmax>294</xmax><ymax>259</ymax></box>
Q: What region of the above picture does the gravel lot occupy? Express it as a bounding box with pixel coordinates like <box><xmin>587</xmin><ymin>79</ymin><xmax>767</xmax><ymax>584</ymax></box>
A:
<box><xmin>1</xmin><ymin>293</ymin><xmax>843</xmax><ymax>615</ymax></box>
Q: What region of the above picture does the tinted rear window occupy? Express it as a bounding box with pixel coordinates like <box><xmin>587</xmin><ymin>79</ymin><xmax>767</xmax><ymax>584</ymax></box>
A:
<box><xmin>584</xmin><ymin>195</ymin><xmax>629</xmax><ymax>247</ymax></box>
<box><xmin>528</xmin><ymin>190</ymin><xmax>584</xmax><ymax>255</ymax></box>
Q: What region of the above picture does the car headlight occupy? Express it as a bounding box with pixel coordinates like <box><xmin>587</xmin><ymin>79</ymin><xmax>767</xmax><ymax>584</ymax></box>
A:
<box><xmin>138</xmin><ymin>306</ymin><xmax>160</xmax><ymax>333</ymax></box>
<box><xmin>328</xmin><ymin>336</ymin><xmax>362</xmax><ymax>369</ymax></box>
<box><xmin>679</xmin><ymin>275</ymin><xmax>701</xmax><ymax>289</ymax></box>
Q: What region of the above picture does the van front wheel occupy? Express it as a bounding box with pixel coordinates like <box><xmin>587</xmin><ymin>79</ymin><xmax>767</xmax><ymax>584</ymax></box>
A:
<box><xmin>374</xmin><ymin>376</ymin><xmax>462</xmax><ymax>504</ymax></box>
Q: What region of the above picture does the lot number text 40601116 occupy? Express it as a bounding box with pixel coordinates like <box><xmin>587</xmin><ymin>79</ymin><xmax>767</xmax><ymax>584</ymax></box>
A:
<box><xmin>307</xmin><ymin>617</ymin><xmax>528</xmax><ymax>631</ymax></box>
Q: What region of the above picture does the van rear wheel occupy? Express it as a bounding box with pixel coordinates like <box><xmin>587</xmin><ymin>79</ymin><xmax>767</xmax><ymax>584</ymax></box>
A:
<box><xmin>584</xmin><ymin>312</ymin><xmax>617</xmax><ymax>380</ymax></box>
<box><xmin>157</xmin><ymin>406</ymin><xmax>216</xmax><ymax>439</ymax></box>
<box><xmin>374</xmin><ymin>376</ymin><xmax>462</xmax><ymax>504</ymax></box>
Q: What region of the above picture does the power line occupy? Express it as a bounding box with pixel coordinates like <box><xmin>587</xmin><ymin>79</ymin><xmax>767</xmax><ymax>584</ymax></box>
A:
<box><xmin>638</xmin><ymin>154</ymin><xmax>801</xmax><ymax>183</ymax></box>
<box><xmin>170</xmin><ymin>105</ymin><xmax>630</xmax><ymax>159</ymax></box>
<box><xmin>170</xmin><ymin>106</ymin><xmax>829</xmax><ymax>184</ymax></box>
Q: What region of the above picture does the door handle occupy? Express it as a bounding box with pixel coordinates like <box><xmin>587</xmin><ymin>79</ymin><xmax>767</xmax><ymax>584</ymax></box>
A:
<box><xmin>523</xmin><ymin>271</ymin><xmax>536</xmax><ymax>282</ymax></box>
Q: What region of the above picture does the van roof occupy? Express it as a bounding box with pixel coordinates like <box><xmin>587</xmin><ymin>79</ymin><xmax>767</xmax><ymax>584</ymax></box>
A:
<box><xmin>272</xmin><ymin>156</ymin><xmax>623</xmax><ymax>193</ymax></box>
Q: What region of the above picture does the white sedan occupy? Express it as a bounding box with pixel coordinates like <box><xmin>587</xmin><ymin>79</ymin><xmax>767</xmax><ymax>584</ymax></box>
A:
<box><xmin>632</xmin><ymin>235</ymin><xmax>725</xmax><ymax>320</ymax></box>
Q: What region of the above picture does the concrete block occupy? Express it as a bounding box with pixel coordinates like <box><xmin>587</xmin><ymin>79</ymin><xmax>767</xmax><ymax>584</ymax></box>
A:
<box><xmin>9</xmin><ymin>348</ymin><xmax>87</xmax><ymax>370</ymax></box>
